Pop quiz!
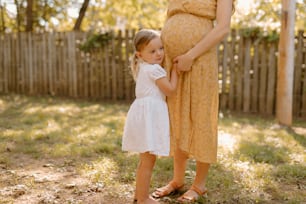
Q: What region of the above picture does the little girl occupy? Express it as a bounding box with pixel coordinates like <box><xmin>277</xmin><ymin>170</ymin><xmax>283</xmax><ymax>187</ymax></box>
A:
<box><xmin>122</xmin><ymin>29</ymin><xmax>178</xmax><ymax>204</ymax></box>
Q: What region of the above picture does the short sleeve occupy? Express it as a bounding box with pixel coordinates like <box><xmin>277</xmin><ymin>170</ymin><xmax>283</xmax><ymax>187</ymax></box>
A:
<box><xmin>148</xmin><ymin>65</ymin><xmax>167</xmax><ymax>81</ymax></box>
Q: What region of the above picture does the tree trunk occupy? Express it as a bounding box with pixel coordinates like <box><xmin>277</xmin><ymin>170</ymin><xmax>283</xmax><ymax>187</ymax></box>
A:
<box><xmin>14</xmin><ymin>0</ymin><xmax>21</xmax><ymax>32</ymax></box>
<box><xmin>0</xmin><ymin>0</ymin><xmax>5</xmax><ymax>32</ymax></box>
<box><xmin>25</xmin><ymin>0</ymin><xmax>33</xmax><ymax>32</ymax></box>
<box><xmin>73</xmin><ymin>0</ymin><xmax>90</xmax><ymax>31</ymax></box>
<box><xmin>276</xmin><ymin>0</ymin><xmax>296</xmax><ymax>126</ymax></box>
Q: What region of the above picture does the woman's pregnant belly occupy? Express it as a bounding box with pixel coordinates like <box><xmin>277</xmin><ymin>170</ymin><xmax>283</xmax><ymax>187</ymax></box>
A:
<box><xmin>161</xmin><ymin>13</ymin><xmax>213</xmax><ymax>58</ymax></box>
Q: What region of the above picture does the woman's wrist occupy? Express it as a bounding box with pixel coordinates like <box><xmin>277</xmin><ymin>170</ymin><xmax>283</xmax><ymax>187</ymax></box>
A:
<box><xmin>186</xmin><ymin>50</ymin><xmax>196</xmax><ymax>61</ymax></box>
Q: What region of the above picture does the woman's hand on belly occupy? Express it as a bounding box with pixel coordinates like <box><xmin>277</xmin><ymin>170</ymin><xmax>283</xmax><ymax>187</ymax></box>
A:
<box><xmin>173</xmin><ymin>52</ymin><xmax>194</xmax><ymax>72</ymax></box>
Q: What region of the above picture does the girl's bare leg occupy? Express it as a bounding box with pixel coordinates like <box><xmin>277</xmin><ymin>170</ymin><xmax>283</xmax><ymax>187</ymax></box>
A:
<box><xmin>135</xmin><ymin>152</ymin><xmax>159</xmax><ymax>204</ymax></box>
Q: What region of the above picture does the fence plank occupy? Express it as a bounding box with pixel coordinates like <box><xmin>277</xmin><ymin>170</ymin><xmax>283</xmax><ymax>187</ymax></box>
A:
<box><xmin>33</xmin><ymin>34</ymin><xmax>38</xmax><ymax>94</ymax></box>
<box><xmin>126</xmin><ymin>29</ymin><xmax>136</xmax><ymax>100</ymax></box>
<box><xmin>266</xmin><ymin>43</ymin><xmax>277</xmax><ymax>115</ymax></box>
<box><xmin>116</xmin><ymin>30</ymin><xmax>124</xmax><ymax>99</ymax></box>
<box><xmin>259</xmin><ymin>43</ymin><xmax>268</xmax><ymax>114</ymax></box>
<box><xmin>235</xmin><ymin>31</ymin><xmax>244</xmax><ymax>111</ymax></box>
<box><xmin>228</xmin><ymin>30</ymin><xmax>236</xmax><ymax>110</ymax></box>
<box><xmin>251</xmin><ymin>40</ymin><xmax>260</xmax><ymax>113</ymax></box>
<box><xmin>301</xmin><ymin>49</ymin><xmax>306</xmax><ymax>117</ymax></box>
<box><xmin>67</xmin><ymin>32</ymin><xmax>77</xmax><ymax>97</ymax></box>
<box><xmin>20</xmin><ymin>33</ymin><xmax>26</xmax><ymax>93</ymax></box>
<box><xmin>111</xmin><ymin>32</ymin><xmax>117</xmax><ymax>100</ymax></box>
<box><xmin>104</xmin><ymin>44</ymin><xmax>111</xmax><ymax>98</ymax></box>
<box><xmin>293</xmin><ymin>31</ymin><xmax>304</xmax><ymax>117</ymax></box>
<box><xmin>3</xmin><ymin>35</ymin><xmax>9</xmax><ymax>92</ymax></box>
<box><xmin>243</xmin><ymin>38</ymin><xmax>251</xmax><ymax>112</ymax></box>
<box><xmin>10</xmin><ymin>34</ymin><xmax>17</xmax><ymax>92</ymax></box>
<box><xmin>0</xmin><ymin>35</ymin><xmax>4</xmax><ymax>92</ymax></box>
<box><xmin>220</xmin><ymin>39</ymin><xmax>228</xmax><ymax>110</ymax></box>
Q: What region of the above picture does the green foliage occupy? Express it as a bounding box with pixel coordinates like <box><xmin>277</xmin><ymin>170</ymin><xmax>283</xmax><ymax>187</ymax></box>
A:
<box><xmin>241</xmin><ymin>27</ymin><xmax>262</xmax><ymax>38</ymax></box>
<box><xmin>2</xmin><ymin>0</ymin><xmax>305</xmax><ymax>32</ymax></box>
<box><xmin>240</xmin><ymin>27</ymin><xmax>279</xmax><ymax>42</ymax></box>
<box><xmin>79</xmin><ymin>32</ymin><xmax>113</xmax><ymax>52</ymax></box>
<box><xmin>1</xmin><ymin>0</ymin><xmax>70</xmax><ymax>32</ymax></box>
<box><xmin>1</xmin><ymin>0</ymin><xmax>167</xmax><ymax>32</ymax></box>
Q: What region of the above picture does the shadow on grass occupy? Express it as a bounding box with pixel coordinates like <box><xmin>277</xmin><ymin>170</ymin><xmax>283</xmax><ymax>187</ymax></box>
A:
<box><xmin>287</xmin><ymin>127</ymin><xmax>306</xmax><ymax>148</ymax></box>
<box><xmin>235</xmin><ymin>141</ymin><xmax>290</xmax><ymax>164</ymax></box>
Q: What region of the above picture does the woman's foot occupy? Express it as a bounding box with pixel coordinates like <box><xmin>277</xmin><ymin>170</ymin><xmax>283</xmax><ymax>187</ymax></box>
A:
<box><xmin>177</xmin><ymin>185</ymin><xmax>207</xmax><ymax>203</ymax></box>
<box><xmin>152</xmin><ymin>181</ymin><xmax>184</xmax><ymax>198</ymax></box>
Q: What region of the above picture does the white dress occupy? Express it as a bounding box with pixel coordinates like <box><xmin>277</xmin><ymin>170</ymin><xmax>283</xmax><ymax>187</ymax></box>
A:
<box><xmin>122</xmin><ymin>62</ymin><xmax>170</xmax><ymax>156</ymax></box>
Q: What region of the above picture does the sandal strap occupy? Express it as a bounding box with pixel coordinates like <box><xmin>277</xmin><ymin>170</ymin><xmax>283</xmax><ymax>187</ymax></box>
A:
<box><xmin>152</xmin><ymin>181</ymin><xmax>184</xmax><ymax>198</ymax></box>
<box><xmin>190</xmin><ymin>185</ymin><xmax>207</xmax><ymax>196</ymax></box>
<box><xmin>177</xmin><ymin>185</ymin><xmax>207</xmax><ymax>202</ymax></box>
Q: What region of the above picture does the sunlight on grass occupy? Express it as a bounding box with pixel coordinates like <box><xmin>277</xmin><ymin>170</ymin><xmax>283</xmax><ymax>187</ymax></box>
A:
<box><xmin>80</xmin><ymin>157</ymin><xmax>119</xmax><ymax>184</ymax></box>
<box><xmin>0</xmin><ymin>94</ymin><xmax>305</xmax><ymax>203</ymax></box>
<box><xmin>0</xmin><ymin>94</ymin><xmax>128</xmax><ymax>159</ymax></box>
<box><xmin>218</xmin><ymin>130</ymin><xmax>237</xmax><ymax>152</ymax></box>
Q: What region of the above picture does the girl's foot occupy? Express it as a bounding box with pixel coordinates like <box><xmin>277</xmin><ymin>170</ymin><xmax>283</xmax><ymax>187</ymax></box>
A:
<box><xmin>152</xmin><ymin>181</ymin><xmax>184</xmax><ymax>198</ymax></box>
<box><xmin>137</xmin><ymin>196</ymin><xmax>159</xmax><ymax>204</ymax></box>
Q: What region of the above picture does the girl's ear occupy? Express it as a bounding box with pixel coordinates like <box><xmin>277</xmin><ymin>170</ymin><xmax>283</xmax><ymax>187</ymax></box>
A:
<box><xmin>136</xmin><ymin>51</ymin><xmax>141</xmax><ymax>59</ymax></box>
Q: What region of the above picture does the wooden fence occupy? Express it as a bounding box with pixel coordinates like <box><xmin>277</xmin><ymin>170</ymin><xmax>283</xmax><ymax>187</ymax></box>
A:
<box><xmin>0</xmin><ymin>30</ymin><xmax>305</xmax><ymax>117</ymax></box>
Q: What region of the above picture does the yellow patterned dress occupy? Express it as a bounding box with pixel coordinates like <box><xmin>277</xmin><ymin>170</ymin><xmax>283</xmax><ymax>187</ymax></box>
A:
<box><xmin>161</xmin><ymin>0</ymin><xmax>218</xmax><ymax>163</ymax></box>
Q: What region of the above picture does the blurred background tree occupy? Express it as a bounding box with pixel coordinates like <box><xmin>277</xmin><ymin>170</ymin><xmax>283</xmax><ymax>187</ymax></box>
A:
<box><xmin>232</xmin><ymin>0</ymin><xmax>305</xmax><ymax>32</ymax></box>
<box><xmin>0</xmin><ymin>0</ymin><xmax>304</xmax><ymax>33</ymax></box>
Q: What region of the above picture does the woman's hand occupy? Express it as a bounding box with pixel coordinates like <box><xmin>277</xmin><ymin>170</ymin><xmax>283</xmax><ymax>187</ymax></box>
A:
<box><xmin>173</xmin><ymin>52</ymin><xmax>194</xmax><ymax>72</ymax></box>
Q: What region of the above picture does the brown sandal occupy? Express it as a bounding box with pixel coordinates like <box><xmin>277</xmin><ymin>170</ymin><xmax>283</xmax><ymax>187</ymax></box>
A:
<box><xmin>152</xmin><ymin>181</ymin><xmax>184</xmax><ymax>198</ymax></box>
<box><xmin>177</xmin><ymin>185</ymin><xmax>207</xmax><ymax>203</ymax></box>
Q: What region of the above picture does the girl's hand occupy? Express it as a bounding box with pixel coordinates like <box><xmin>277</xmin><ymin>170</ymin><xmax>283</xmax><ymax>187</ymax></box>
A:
<box><xmin>173</xmin><ymin>52</ymin><xmax>194</xmax><ymax>72</ymax></box>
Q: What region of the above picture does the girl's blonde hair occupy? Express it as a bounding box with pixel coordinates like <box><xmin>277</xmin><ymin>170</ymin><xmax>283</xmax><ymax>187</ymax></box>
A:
<box><xmin>130</xmin><ymin>29</ymin><xmax>160</xmax><ymax>80</ymax></box>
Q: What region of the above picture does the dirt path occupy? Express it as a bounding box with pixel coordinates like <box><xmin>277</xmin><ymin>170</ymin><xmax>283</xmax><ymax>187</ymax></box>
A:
<box><xmin>0</xmin><ymin>154</ymin><xmax>131</xmax><ymax>204</ymax></box>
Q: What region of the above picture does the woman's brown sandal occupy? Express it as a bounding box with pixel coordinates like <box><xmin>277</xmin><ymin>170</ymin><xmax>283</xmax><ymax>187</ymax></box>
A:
<box><xmin>177</xmin><ymin>185</ymin><xmax>207</xmax><ymax>203</ymax></box>
<box><xmin>152</xmin><ymin>181</ymin><xmax>184</xmax><ymax>198</ymax></box>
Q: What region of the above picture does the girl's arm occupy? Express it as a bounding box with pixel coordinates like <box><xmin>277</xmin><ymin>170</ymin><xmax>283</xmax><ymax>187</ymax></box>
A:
<box><xmin>173</xmin><ymin>0</ymin><xmax>233</xmax><ymax>71</ymax></box>
<box><xmin>156</xmin><ymin>65</ymin><xmax>178</xmax><ymax>96</ymax></box>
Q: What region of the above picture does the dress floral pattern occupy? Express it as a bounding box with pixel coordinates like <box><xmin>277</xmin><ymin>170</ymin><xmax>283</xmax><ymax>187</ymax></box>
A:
<box><xmin>161</xmin><ymin>0</ymin><xmax>218</xmax><ymax>163</ymax></box>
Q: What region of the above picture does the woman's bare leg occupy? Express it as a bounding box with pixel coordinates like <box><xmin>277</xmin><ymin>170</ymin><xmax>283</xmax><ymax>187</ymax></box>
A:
<box><xmin>152</xmin><ymin>148</ymin><xmax>188</xmax><ymax>197</ymax></box>
<box><xmin>173</xmin><ymin>148</ymin><xmax>188</xmax><ymax>186</ymax></box>
<box><xmin>178</xmin><ymin>161</ymin><xmax>210</xmax><ymax>201</ymax></box>
<box><xmin>194</xmin><ymin>161</ymin><xmax>210</xmax><ymax>189</ymax></box>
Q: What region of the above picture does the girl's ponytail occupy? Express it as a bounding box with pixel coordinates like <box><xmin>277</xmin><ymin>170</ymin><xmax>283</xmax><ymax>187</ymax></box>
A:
<box><xmin>130</xmin><ymin>52</ymin><xmax>139</xmax><ymax>81</ymax></box>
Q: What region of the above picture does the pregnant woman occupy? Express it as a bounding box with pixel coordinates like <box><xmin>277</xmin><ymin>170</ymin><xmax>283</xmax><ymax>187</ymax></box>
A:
<box><xmin>153</xmin><ymin>0</ymin><xmax>235</xmax><ymax>202</ymax></box>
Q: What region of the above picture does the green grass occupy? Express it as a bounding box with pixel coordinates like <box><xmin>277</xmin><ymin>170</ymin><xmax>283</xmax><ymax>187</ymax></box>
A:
<box><xmin>0</xmin><ymin>93</ymin><xmax>305</xmax><ymax>204</ymax></box>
